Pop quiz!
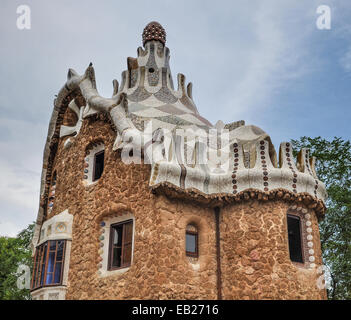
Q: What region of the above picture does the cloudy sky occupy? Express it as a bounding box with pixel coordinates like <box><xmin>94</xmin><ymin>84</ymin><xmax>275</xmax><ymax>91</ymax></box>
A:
<box><xmin>0</xmin><ymin>0</ymin><xmax>350</xmax><ymax>237</ymax></box>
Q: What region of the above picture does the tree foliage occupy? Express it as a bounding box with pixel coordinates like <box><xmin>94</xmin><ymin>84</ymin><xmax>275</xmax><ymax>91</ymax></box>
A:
<box><xmin>0</xmin><ymin>223</ymin><xmax>34</xmax><ymax>300</ymax></box>
<box><xmin>292</xmin><ymin>136</ymin><xmax>351</xmax><ymax>300</ymax></box>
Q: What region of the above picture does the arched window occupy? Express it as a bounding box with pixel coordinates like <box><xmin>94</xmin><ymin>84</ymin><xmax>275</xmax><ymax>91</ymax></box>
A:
<box><xmin>84</xmin><ymin>142</ymin><xmax>105</xmax><ymax>184</ymax></box>
<box><xmin>186</xmin><ymin>224</ymin><xmax>198</xmax><ymax>258</ymax></box>
<box><xmin>93</xmin><ymin>150</ymin><xmax>104</xmax><ymax>181</ymax></box>
<box><xmin>286</xmin><ymin>206</ymin><xmax>316</xmax><ymax>268</ymax></box>
<box><xmin>287</xmin><ymin>214</ymin><xmax>304</xmax><ymax>263</ymax></box>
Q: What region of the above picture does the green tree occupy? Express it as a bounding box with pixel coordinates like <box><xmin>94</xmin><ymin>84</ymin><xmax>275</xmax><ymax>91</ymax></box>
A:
<box><xmin>292</xmin><ymin>136</ymin><xmax>351</xmax><ymax>300</ymax></box>
<box><xmin>0</xmin><ymin>223</ymin><xmax>35</xmax><ymax>300</ymax></box>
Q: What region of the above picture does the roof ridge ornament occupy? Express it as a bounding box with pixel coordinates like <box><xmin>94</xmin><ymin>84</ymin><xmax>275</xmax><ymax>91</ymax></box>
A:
<box><xmin>142</xmin><ymin>21</ymin><xmax>166</xmax><ymax>47</ymax></box>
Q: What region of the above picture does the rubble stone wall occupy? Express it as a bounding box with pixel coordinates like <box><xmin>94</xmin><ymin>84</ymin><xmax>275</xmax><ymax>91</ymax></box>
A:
<box><xmin>220</xmin><ymin>201</ymin><xmax>326</xmax><ymax>299</ymax></box>
<box><xmin>44</xmin><ymin>116</ymin><xmax>326</xmax><ymax>300</ymax></box>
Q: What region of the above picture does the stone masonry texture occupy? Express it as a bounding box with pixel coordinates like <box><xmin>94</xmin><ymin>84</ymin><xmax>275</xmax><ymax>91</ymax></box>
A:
<box><xmin>44</xmin><ymin>115</ymin><xmax>326</xmax><ymax>300</ymax></box>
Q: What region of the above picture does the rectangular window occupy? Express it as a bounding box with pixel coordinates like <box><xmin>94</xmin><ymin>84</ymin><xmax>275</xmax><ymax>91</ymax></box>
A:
<box><xmin>186</xmin><ymin>231</ymin><xmax>198</xmax><ymax>257</ymax></box>
<box><xmin>287</xmin><ymin>215</ymin><xmax>304</xmax><ymax>263</ymax></box>
<box><xmin>93</xmin><ymin>150</ymin><xmax>104</xmax><ymax>181</ymax></box>
<box><xmin>31</xmin><ymin>240</ymin><xmax>66</xmax><ymax>290</ymax></box>
<box><xmin>108</xmin><ymin>220</ymin><xmax>133</xmax><ymax>270</ymax></box>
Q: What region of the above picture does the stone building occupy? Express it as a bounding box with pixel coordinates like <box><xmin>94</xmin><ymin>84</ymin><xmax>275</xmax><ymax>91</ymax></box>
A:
<box><xmin>30</xmin><ymin>22</ymin><xmax>328</xmax><ymax>300</ymax></box>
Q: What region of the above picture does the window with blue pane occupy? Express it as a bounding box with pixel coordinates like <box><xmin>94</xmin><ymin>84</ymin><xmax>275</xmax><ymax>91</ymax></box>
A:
<box><xmin>31</xmin><ymin>240</ymin><xmax>66</xmax><ymax>290</ymax></box>
<box><xmin>186</xmin><ymin>224</ymin><xmax>198</xmax><ymax>258</ymax></box>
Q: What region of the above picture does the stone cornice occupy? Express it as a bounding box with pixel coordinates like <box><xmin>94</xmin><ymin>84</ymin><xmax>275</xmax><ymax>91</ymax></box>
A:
<box><xmin>151</xmin><ymin>183</ymin><xmax>326</xmax><ymax>219</ymax></box>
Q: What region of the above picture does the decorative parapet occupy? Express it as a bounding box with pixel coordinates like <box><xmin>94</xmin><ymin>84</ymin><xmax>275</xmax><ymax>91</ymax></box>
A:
<box><xmin>36</xmin><ymin>209</ymin><xmax>73</xmax><ymax>246</ymax></box>
<box><xmin>149</xmin><ymin>138</ymin><xmax>327</xmax><ymax>208</ymax></box>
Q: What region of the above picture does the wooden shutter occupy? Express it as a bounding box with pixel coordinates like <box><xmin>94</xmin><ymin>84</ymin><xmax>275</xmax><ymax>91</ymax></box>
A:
<box><xmin>122</xmin><ymin>221</ymin><xmax>133</xmax><ymax>267</ymax></box>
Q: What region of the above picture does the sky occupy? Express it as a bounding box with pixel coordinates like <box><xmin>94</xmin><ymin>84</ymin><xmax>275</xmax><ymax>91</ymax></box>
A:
<box><xmin>0</xmin><ymin>0</ymin><xmax>350</xmax><ymax>237</ymax></box>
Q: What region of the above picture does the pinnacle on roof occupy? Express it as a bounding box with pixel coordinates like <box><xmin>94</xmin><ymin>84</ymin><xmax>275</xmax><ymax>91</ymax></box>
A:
<box><xmin>142</xmin><ymin>21</ymin><xmax>166</xmax><ymax>47</ymax></box>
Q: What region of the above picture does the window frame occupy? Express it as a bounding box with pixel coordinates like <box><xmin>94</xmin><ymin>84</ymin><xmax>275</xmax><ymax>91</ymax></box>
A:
<box><xmin>287</xmin><ymin>214</ymin><xmax>304</xmax><ymax>264</ymax></box>
<box><xmin>92</xmin><ymin>150</ymin><xmax>105</xmax><ymax>182</ymax></box>
<box><xmin>185</xmin><ymin>229</ymin><xmax>199</xmax><ymax>258</ymax></box>
<box><xmin>107</xmin><ymin>219</ymin><xmax>133</xmax><ymax>271</ymax></box>
<box><xmin>31</xmin><ymin>240</ymin><xmax>66</xmax><ymax>291</ymax></box>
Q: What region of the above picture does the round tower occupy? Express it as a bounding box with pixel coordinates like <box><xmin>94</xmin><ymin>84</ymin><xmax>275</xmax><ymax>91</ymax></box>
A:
<box><xmin>30</xmin><ymin>22</ymin><xmax>327</xmax><ymax>300</ymax></box>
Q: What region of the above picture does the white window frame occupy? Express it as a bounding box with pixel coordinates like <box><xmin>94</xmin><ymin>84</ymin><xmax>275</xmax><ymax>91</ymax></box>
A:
<box><xmin>98</xmin><ymin>213</ymin><xmax>135</xmax><ymax>278</ymax></box>
<box><xmin>83</xmin><ymin>142</ymin><xmax>105</xmax><ymax>185</ymax></box>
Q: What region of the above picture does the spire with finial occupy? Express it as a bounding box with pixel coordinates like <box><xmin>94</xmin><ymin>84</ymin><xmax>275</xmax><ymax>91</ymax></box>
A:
<box><xmin>142</xmin><ymin>21</ymin><xmax>166</xmax><ymax>47</ymax></box>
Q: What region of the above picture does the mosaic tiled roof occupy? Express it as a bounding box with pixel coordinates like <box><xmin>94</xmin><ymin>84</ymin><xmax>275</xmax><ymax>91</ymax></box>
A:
<box><xmin>35</xmin><ymin>22</ymin><xmax>327</xmax><ymax>232</ymax></box>
<box><xmin>123</xmin><ymin>39</ymin><xmax>213</xmax><ymax>131</ymax></box>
